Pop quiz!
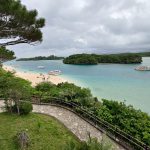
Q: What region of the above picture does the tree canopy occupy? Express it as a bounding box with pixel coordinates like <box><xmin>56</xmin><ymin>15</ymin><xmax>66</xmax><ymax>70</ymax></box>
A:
<box><xmin>63</xmin><ymin>53</ymin><xmax>142</xmax><ymax>65</ymax></box>
<box><xmin>17</xmin><ymin>55</ymin><xmax>64</xmax><ymax>61</ymax></box>
<box><xmin>0</xmin><ymin>46</ymin><xmax>15</xmax><ymax>63</ymax></box>
<box><xmin>0</xmin><ymin>68</ymin><xmax>33</xmax><ymax>114</ymax></box>
<box><xmin>0</xmin><ymin>0</ymin><xmax>45</xmax><ymax>46</ymax></box>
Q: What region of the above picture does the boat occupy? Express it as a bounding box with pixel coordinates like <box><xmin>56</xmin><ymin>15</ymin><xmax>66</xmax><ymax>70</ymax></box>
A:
<box><xmin>48</xmin><ymin>70</ymin><xmax>62</xmax><ymax>75</ymax></box>
<box><xmin>135</xmin><ymin>66</ymin><xmax>150</xmax><ymax>71</ymax></box>
<box><xmin>37</xmin><ymin>66</ymin><xmax>45</xmax><ymax>69</ymax></box>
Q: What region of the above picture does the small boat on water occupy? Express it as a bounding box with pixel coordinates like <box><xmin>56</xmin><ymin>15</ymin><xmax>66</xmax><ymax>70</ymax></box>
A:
<box><xmin>135</xmin><ymin>66</ymin><xmax>150</xmax><ymax>71</ymax></box>
<box><xmin>48</xmin><ymin>70</ymin><xmax>62</xmax><ymax>75</ymax></box>
<box><xmin>37</xmin><ymin>66</ymin><xmax>45</xmax><ymax>69</ymax></box>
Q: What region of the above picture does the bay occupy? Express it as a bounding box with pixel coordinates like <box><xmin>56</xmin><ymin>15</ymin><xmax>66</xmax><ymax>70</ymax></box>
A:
<box><xmin>4</xmin><ymin>57</ymin><xmax>150</xmax><ymax>114</ymax></box>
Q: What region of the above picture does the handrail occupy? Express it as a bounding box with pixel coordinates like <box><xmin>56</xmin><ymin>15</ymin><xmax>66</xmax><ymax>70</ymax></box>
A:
<box><xmin>31</xmin><ymin>97</ymin><xmax>150</xmax><ymax>150</ymax></box>
<box><xmin>1</xmin><ymin>98</ymin><xmax>149</xmax><ymax>150</ymax></box>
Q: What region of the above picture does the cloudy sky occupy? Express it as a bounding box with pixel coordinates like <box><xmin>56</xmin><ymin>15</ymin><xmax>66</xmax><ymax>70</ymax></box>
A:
<box><xmin>7</xmin><ymin>0</ymin><xmax>150</xmax><ymax>57</ymax></box>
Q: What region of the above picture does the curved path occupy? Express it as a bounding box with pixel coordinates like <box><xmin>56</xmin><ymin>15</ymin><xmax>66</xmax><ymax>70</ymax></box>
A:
<box><xmin>0</xmin><ymin>101</ymin><xmax>125</xmax><ymax>150</ymax></box>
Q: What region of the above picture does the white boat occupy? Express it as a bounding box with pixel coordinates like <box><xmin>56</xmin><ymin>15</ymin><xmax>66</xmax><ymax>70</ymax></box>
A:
<box><xmin>37</xmin><ymin>66</ymin><xmax>45</xmax><ymax>69</ymax></box>
<box><xmin>48</xmin><ymin>70</ymin><xmax>62</xmax><ymax>75</ymax></box>
<box><xmin>135</xmin><ymin>66</ymin><xmax>150</xmax><ymax>71</ymax></box>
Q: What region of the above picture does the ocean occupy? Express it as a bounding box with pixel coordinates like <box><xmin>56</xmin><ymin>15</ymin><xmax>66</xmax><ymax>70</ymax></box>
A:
<box><xmin>4</xmin><ymin>57</ymin><xmax>150</xmax><ymax>114</ymax></box>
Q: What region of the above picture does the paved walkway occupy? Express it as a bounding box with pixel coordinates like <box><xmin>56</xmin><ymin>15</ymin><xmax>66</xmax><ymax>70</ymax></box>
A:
<box><xmin>0</xmin><ymin>101</ymin><xmax>125</xmax><ymax>150</ymax></box>
<box><xmin>0</xmin><ymin>100</ymin><xmax>4</xmax><ymax>113</ymax></box>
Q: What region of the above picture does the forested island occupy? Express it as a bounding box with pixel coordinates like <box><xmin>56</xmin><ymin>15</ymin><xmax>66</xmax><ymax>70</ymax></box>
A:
<box><xmin>63</xmin><ymin>53</ymin><xmax>142</xmax><ymax>65</ymax></box>
<box><xmin>17</xmin><ymin>52</ymin><xmax>150</xmax><ymax>64</ymax></box>
<box><xmin>17</xmin><ymin>55</ymin><xmax>64</xmax><ymax>61</ymax></box>
<box><xmin>134</xmin><ymin>51</ymin><xmax>150</xmax><ymax>57</ymax></box>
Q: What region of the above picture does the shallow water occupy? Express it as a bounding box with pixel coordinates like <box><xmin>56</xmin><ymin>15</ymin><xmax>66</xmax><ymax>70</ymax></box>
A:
<box><xmin>4</xmin><ymin>57</ymin><xmax>150</xmax><ymax>114</ymax></box>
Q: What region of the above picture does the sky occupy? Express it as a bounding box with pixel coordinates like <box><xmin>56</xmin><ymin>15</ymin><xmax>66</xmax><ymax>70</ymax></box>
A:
<box><xmin>6</xmin><ymin>0</ymin><xmax>150</xmax><ymax>57</ymax></box>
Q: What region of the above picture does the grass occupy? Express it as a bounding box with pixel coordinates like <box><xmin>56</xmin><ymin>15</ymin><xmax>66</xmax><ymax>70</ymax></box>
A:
<box><xmin>0</xmin><ymin>113</ymin><xmax>80</xmax><ymax>150</ymax></box>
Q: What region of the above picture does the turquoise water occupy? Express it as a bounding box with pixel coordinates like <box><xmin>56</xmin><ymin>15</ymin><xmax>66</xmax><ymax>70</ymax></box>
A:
<box><xmin>4</xmin><ymin>57</ymin><xmax>150</xmax><ymax>114</ymax></box>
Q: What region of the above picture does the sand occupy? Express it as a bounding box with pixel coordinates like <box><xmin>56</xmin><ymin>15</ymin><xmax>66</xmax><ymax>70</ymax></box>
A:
<box><xmin>2</xmin><ymin>65</ymin><xmax>68</xmax><ymax>86</ymax></box>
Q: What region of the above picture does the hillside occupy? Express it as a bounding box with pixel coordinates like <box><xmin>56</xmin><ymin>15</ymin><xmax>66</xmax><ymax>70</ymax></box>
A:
<box><xmin>0</xmin><ymin>113</ymin><xmax>79</xmax><ymax>150</ymax></box>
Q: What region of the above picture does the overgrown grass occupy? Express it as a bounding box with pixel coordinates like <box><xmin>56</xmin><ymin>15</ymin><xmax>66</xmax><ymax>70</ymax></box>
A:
<box><xmin>0</xmin><ymin>113</ymin><xmax>80</xmax><ymax>150</ymax></box>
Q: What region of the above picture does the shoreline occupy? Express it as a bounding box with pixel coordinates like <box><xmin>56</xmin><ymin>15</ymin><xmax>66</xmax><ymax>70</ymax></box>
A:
<box><xmin>2</xmin><ymin>65</ymin><xmax>69</xmax><ymax>86</ymax></box>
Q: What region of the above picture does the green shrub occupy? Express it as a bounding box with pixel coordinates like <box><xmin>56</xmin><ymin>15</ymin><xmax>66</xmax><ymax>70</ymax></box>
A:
<box><xmin>35</xmin><ymin>82</ymin><xmax>56</xmax><ymax>92</ymax></box>
<box><xmin>19</xmin><ymin>101</ymin><xmax>33</xmax><ymax>115</ymax></box>
<box><xmin>12</xmin><ymin>101</ymin><xmax>33</xmax><ymax>115</ymax></box>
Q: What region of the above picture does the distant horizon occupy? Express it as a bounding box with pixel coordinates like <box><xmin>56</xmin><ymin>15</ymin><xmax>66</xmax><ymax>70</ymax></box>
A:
<box><xmin>16</xmin><ymin>50</ymin><xmax>150</xmax><ymax>59</ymax></box>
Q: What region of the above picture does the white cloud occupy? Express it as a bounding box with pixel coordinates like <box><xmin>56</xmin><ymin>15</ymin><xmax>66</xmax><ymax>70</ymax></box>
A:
<box><xmin>6</xmin><ymin>0</ymin><xmax>150</xmax><ymax>57</ymax></box>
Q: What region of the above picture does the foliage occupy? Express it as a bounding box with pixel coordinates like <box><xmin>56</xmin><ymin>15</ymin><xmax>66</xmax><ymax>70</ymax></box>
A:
<box><xmin>17</xmin><ymin>55</ymin><xmax>64</xmax><ymax>61</ymax></box>
<box><xmin>97</xmin><ymin>99</ymin><xmax>150</xmax><ymax>145</ymax></box>
<box><xmin>34</xmin><ymin>82</ymin><xmax>58</xmax><ymax>102</ymax></box>
<box><xmin>131</xmin><ymin>52</ymin><xmax>150</xmax><ymax>57</ymax></box>
<box><xmin>63</xmin><ymin>140</ymin><xmax>79</xmax><ymax>150</ymax></box>
<box><xmin>63</xmin><ymin>53</ymin><xmax>142</xmax><ymax>64</ymax></box>
<box><xmin>35</xmin><ymin>82</ymin><xmax>56</xmax><ymax>92</ymax></box>
<box><xmin>0</xmin><ymin>0</ymin><xmax>45</xmax><ymax>46</ymax></box>
<box><xmin>83</xmin><ymin>136</ymin><xmax>115</xmax><ymax>150</ymax></box>
<box><xmin>0</xmin><ymin>68</ymin><xmax>33</xmax><ymax>114</ymax></box>
<box><xmin>63</xmin><ymin>54</ymin><xmax>98</xmax><ymax>65</ymax></box>
<box><xmin>0</xmin><ymin>113</ymin><xmax>80</xmax><ymax>150</ymax></box>
<box><xmin>35</xmin><ymin>82</ymin><xmax>97</xmax><ymax>107</ymax></box>
<box><xmin>35</xmin><ymin>81</ymin><xmax>150</xmax><ymax>146</ymax></box>
<box><xmin>12</xmin><ymin>101</ymin><xmax>33</xmax><ymax>115</ymax></box>
<box><xmin>63</xmin><ymin>135</ymin><xmax>115</xmax><ymax>150</ymax></box>
<box><xmin>0</xmin><ymin>46</ymin><xmax>15</xmax><ymax>63</ymax></box>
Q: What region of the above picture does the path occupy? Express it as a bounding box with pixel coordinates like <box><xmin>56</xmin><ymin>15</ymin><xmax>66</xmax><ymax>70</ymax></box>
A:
<box><xmin>0</xmin><ymin>101</ymin><xmax>125</xmax><ymax>150</ymax></box>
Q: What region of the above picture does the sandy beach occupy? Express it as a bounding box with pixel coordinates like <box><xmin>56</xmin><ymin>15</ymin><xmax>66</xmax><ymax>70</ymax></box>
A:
<box><xmin>2</xmin><ymin>65</ymin><xmax>68</xmax><ymax>86</ymax></box>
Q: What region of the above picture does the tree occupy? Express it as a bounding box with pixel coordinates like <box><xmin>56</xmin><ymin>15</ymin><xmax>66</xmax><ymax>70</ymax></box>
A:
<box><xmin>0</xmin><ymin>46</ymin><xmax>15</xmax><ymax>64</ymax></box>
<box><xmin>0</xmin><ymin>69</ymin><xmax>33</xmax><ymax>114</ymax></box>
<box><xmin>0</xmin><ymin>0</ymin><xmax>45</xmax><ymax>46</ymax></box>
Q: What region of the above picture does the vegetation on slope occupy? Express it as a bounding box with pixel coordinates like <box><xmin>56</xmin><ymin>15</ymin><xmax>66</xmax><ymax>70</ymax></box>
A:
<box><xmin>63</xmin><ymin>53</ymin><xmax>142</xmax><ymax>65</ymax></box>
<box><xmin>35</xmin><ymin>82</ymin><xmax>150</xmax><ymax>146</ymax></box>
<box><xmin>0</xmin><ymin>113</ymin><xmax>80</xmax><ymax>150</ymax></box>
<box><xmin>0</xmin><ymin>68</ymin><xmax>34</xmax><ymax>115</ymax></box>
<box><xmin>0</xmin><ymin>69</ymin><xmax>114</xmax><ymax>150</ymax></box>
<box><xmin>63</xmin><ymin>135</ymin><xmax>115</xmax><ymax>150</ymax></box>
<box><xmin>17</xmin><ymin>55</ymin><xmax>64</xmax><ymax>61</ymax></box>
<box><xmin>0</xmin><ymin>69</ymin><xmax>150</xmax><ymax>145</ymax></box>
<box><xmin>0</xmin><ymin>67</ymin><xmax>150</xmax><ymax>146</ymax></box>
<box><xmin>97</xmin><ymin>100</ymin><xmax>150</xmax><ymax>145</ymax></box>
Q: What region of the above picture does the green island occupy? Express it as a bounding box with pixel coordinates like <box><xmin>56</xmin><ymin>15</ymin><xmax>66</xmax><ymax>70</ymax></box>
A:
<box><xmin>133</xmin><ymin>52</ymin><xmax>150</xmax><ymax>57</ymax></box>
<box><xmin>17</xmin><ymin>55</ymin><xmax>64</xmax><ymax>61</ymax></box>
<box><xmin>63</xmin><ymin>53</ymin><xmax>142</xmax><ymax>65</ymax></box>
